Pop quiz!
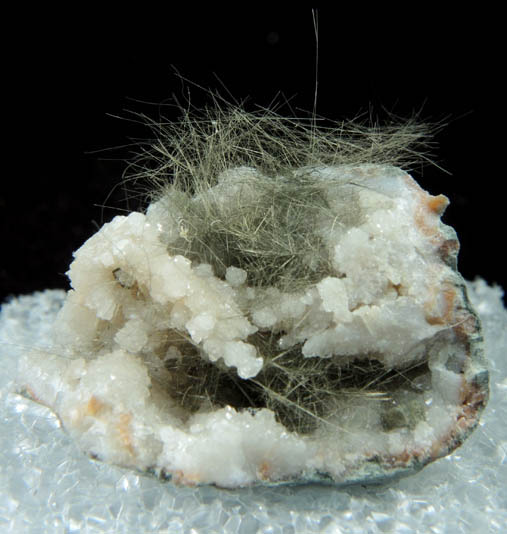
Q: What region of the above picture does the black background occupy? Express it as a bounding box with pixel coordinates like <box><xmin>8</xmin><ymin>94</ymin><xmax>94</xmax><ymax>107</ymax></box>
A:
<box><xmin>2</xmin><ymin>7</ymin><xmax>504</xmax><ymax>304</ymax></box>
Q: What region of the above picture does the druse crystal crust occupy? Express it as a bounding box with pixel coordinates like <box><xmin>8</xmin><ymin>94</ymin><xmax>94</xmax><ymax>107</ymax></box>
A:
<box><xmin>17</xmin><ymin>164</ymin><xmax>487</xmax><ymax>488</ymax></box>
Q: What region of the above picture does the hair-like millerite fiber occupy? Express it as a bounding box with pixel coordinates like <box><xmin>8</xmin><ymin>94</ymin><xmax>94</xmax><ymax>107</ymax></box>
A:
<box><xmin>121</xmin><ymin>104</ymin><xmax>442</xmax><ymax>434</ymax></box>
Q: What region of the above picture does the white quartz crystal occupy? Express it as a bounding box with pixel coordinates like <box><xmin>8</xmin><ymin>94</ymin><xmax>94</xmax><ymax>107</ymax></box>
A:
<box><xmin>16</xmin><ymin>164</ymin><xmax>485</xmax><ymax>487</ymax></box>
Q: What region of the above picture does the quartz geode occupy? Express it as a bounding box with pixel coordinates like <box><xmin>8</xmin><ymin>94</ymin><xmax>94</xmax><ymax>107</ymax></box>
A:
<box><xmin>17</xmin><ymin>161</ymin><xmax>488</xmax><ymax>488</ymax></box>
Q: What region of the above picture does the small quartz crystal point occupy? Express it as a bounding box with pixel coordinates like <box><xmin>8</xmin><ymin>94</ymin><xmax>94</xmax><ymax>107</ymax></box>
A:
<box><xmin>17</xmin><ymin>114</ymin><xmax>488</xmax><ymax>488</ymax></box>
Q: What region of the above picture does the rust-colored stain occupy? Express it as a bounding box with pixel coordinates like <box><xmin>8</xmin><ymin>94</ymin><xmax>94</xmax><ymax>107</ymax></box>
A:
<box><xmin>460</xmin><ymin>380</ymin><xmax>487</xmax><ymax>413</ymax></box>
<box><xmin>414</xmin><ymin>207</ymin><xmax>436</xmax><ymax>237</ymax></box>
<box><xmin>117</xmin><ymin>413</ymin><xmax>135</xmax><ymax>456</ymax></box>
<box><xmin>171</xmin><ymin>470</ymin><xmax>199</xmax><ymax>486</ymax></box>
<box><xmin>414</xmin><ymin>193</ymin><xmax>449</xmax><ymax>241</ymax></box>
<box><xmin>425</xmin><ymin>287</ymin><xmax>456</xmax><ymax>325</ymax></box>
<box><xmin>388</xmin><ymin>282</ymin><xmax>404</xmax><ymax>297</ymax></box>
<box><xmin>427</xmin><ymin>195</ymin><xmax>449</xmax><ymax>215</ymax></box>
<box><xmin>454</xmin><ymin>313</ymin><xmax>480</xmax><ymax>341</ymax></box>
<box><xmin>258</xmin><ymin>461</ymin><xmax>271</xmax><ymax>480</ymax></box>
<box><xmin>86</xmin><ymin>395</ymin><xmax>103</xmax><ymax>416</ymax></box>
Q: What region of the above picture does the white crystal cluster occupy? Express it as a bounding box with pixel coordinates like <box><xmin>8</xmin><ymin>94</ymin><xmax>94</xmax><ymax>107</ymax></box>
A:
<box><xmin>17</xmin><ymin>165</ymin><xmax>473</xmax><ymax>487</ymax></box>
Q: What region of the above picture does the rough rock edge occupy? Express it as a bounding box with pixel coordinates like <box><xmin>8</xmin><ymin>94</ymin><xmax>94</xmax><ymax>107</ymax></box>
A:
<box><xmin>14</xmin><ymin>167</ymin><xmax>489</xmax><ymax>488</ymax></box>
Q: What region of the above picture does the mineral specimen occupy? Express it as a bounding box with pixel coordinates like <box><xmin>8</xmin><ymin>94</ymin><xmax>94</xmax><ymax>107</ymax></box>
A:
<box><xmin>17</xmin><ymin>111</ymin><xmax>488</xmax><ymax>488</ymax></box>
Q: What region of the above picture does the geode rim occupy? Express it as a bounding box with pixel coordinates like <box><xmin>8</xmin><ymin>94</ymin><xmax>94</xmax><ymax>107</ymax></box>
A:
<box><xmin>16</xmin><ymin>164</ymin><xmax>489</xmax><ymax>488</ymax></box>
